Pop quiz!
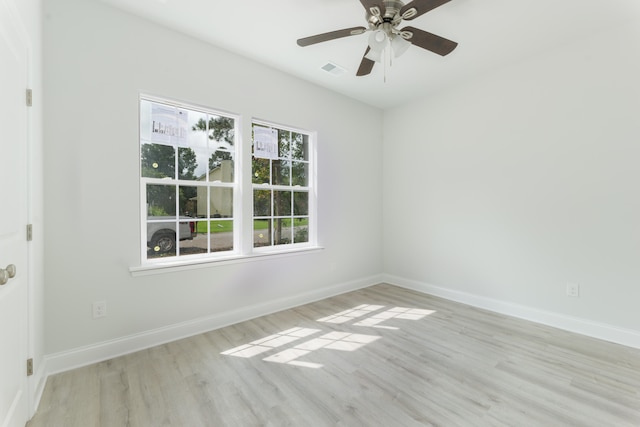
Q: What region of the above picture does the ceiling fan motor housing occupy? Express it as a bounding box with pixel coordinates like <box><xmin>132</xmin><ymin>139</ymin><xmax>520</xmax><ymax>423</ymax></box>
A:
<box><xmin>367</xmin><ymin>0</ymin><xmax>404</xmax><ymax>29</ymax></box>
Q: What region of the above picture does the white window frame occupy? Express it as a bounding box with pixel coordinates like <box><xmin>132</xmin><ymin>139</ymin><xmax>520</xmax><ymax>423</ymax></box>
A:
<box><xmin>251</xmin><ymin>119</ymin><xmax>317</xmax><ymax>254</ymax></box>
<box><xmin>139</xmin><ymin>95</ymin><xmax>240</xmax><ymax>265</ymax></box>
<box><xmin>134</xmin><ymin>95</ymin><xmax>319</xmax><ymax>273</ymax></box>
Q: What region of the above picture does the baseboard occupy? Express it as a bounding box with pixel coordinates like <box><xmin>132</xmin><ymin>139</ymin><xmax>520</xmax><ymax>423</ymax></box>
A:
<box><xmin>44</xmin><ymin>274</ymin><xmax>382</xmax><ymax>376</ymax></box>
<box><xmin>384</xmin><ymin>274</ymin><xmax>640</xmax><ymax>350</ymax></box>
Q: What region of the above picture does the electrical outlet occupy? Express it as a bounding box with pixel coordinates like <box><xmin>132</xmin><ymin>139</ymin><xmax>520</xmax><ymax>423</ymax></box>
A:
<box><xmin>92</xmin><ymin>301</ymin><xmax>107</xmax><ymax>318</ymax></box>
<box><xmin>566</xmin><ymin>283</ymin><xmax>580</xmax><ymax>298</ymax></box>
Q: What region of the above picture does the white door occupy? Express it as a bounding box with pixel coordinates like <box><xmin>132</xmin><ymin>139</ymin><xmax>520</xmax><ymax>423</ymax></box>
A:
<box><xmin>0</xmin><ymin>1</ymin><xmax>30</xmax><ymax>426</ymax></box>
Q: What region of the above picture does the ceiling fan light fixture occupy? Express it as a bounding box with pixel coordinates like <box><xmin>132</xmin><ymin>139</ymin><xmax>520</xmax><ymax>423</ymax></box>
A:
<box><xmin>391</xmin><ymin>35</ymin><xmax>411</xmax><ymax>58</ymax></box>
<box><xmin>368</xmin><ymin>29</ymin><xmax>388</xmax><ymax>52</ymax></box>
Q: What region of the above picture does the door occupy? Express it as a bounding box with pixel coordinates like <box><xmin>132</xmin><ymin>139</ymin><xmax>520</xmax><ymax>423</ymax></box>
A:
<box><xmin>0</xmin><ymin>1</ymin><xmax>30</xmax><ymax>426</ymax></box>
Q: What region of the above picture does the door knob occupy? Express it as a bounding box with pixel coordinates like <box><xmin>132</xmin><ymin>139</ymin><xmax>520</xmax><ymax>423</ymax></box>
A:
<box><xmin>0</xmin><ymin>264</ymin><xmax>16</xmax><ymax>285</ymax></box>
<box><xmin>6</xmin><ymin>264</ymin><xmax>16</xmax><ymax>278</ymax></box>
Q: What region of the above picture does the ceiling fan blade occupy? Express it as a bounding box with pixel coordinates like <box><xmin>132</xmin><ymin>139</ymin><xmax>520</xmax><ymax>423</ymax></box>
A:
<box><xmin>402</xmin><ymin>26</ymin><xmax>458</xmax><ymax>56</ymax></box>
<box><xmin>297</xmin><ymin>27</ymin><xmax>367</xmax><ymax>47</ymax></box>
<box><xmin>359</xmin><ymin>0</ymin><xmax>383</xmax><ymax>13</ymax></box>
<box><xmin>356</xmin><ymin>47</ymin><xmax>375</xmax><ymax>76</ymax></box>
<box><xmin>400</xmin><ymin>0</ymin><xmax>451</xmax><ymax>21</ymax></box>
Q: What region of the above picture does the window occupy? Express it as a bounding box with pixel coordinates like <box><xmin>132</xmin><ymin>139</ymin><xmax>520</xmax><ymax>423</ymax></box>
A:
<box><xmin>139</xmin><ymin>96</ymin><xmax>315</xmax><ymax>265</ymax></box>
<box><xmin>252</xmin><ymin>123</ymin><xmax>310</xmax><ymax>248</ymax></box>
<box><xmin>140</xmin><ymin>97</ymin><xmax>237</xmax><ymax>260</ymax></box>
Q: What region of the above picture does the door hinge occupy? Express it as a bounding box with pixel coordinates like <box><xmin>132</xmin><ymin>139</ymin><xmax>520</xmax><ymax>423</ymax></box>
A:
<box><xmin>26</xmin><ymin>224</ymin><xmax>33</xmax><ymax>241</ymax></box>
<box><xmin>27</xmin><ymin>358</ymin><xmax>33</xmax><ymax>376</ymax></box>
<box><xmin>26</xmin><ymin>89</ymin><xmax>33</xmax><ymax>107</ymax></box>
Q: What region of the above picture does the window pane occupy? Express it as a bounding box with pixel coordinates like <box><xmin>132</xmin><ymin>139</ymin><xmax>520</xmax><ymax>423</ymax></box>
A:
<box><xmin>147</xmin><ymin>221</ymin><xmax>177</xmax><ymax>258</ymax></box>
<box><xmin>187</xmin><ymin>111</ymin><xmax>208</xmax><ymax>149</ymax></box>
<box><xmin>177</xmin><ymin>147</ymin><xmax>201</xmax><ymax>180</ymax></box>
<box><xmin>187</xmin><ymin>147</ymin><xmax>209</xmax><ymax>181</ymax></box>
<box><xmin>274</xmin><ymin>191</ymin><xmax>292</xmax><ymax>216</ymax></box>
<box><xmin>291</xmin><ymin>161</ymin><xmax>308</xmax><ymax>186</ymax></box>
<box><xmin>192</xmin><ymin>220</ymin><xmax>210</xmax><ymax>253</ymax></box>
<box><xmin>272</xmin><ymin>160</ymin><xmax>290</xmax><ymax>185</ymax></box>
<box><xmin>195</xmin><ymin>220</ymin><xmax>208</xmax><ymax>234</ymax></box>
<box><xmin>141</xmin><ymin>143</ymin><xmax>175</xmax><ymax>179</ymax></box>
<box><xmin>274</xmin><ymin>218</ymin><xmax>292</xmax><ymax>246</ymax></box>
<box><xmin>147</xmin><ymin>184</ymin><xmax>176</xmax><ymax>217</ymax></box>
<box><xmin>252</xmin><ymin>157</ymin><xmax>270</xmax><ymax>184</ymax></box>
<box><xmin>278</xmin><ymin>129</ymin><xmax>290</xmax><ymax>158</ymax></box>
<box><xmin>193</xmin><ymin>186</ymin><xmax>209</xmax><ymax>218</ymax></box>
<box><xmin>209</xmin><ymin>150</ymin><xmax>234</xmax><ymax>183</ymax></box>
<box><xmin>210</xmin><ymin>187</ymin><xmax>233</xmax><ymax>218</ymax></box>
<box><xmin>177</xmin><ymin>220</ymin><xmax>204</xmax><ymax>256</ymax></box>
<box><xmin>291</xmin><ymin>133</ymin><xmax>308</xmax><ymax>161</ymax></box>
<box><xmin>141</xmin><ymin>100</ymin><xmax>186</xmax><ymax>145</ymax></box>
<box><xmin>294</xmin><ymin>221</ymin><xmax>309</xmax><ymax>244</ymax></box>
<box><xmin>140</xmin><ymin>99</ymin><xmax>153</xmax><ymax>141</ymax></box>
<box><xmin>293</xmin><ymin>191</ymin><xmax>308</xmax><ymax>216</ymax></box>
<box><xmin>208</xmin><ymin>115</ymin><xmax>235</xmax><ymax>151</ymax></box>
<box><xmin>179</xmin><ymin>185</ymin><xmax>198</xmax><ymax>217</ymax></box>
<box><xmin>209</xmin><ymin>219</ymin><xmax>234</xmax><ymax>252</ymax></box>
<box><xmin>254</xmin><ymin>219</ymin><xmax>271</xmax><ymax>247</ymax></box>
<box><xmin>253</xmin><ymin>190</ymin><xmax>271</xmax><ymax>217</ymax></box>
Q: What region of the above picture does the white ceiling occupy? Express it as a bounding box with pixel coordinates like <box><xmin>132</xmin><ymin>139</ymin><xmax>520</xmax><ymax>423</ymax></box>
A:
<box><xmin>99</xmin><ymin>0</ymin><xmax>638</xmax><ymax>109</ymax></box>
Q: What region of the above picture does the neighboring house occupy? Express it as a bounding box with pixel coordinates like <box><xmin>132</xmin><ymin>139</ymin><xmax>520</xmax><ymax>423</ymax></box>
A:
<box><xmin>195</xmin><ymin>159</ymin><xmax>233</xmax><ymax>218</ymax></box>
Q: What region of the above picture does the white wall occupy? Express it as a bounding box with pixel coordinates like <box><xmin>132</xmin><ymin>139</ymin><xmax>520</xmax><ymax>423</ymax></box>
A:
<box><xmin>43</xmin><ymin>0</ymin><xmax>383</xmax><ymax>367</ymax></box>
<box><xmin>383</xmin><ymin>18</ymin><xmax>640</xmax><ymax>344</ymax></box>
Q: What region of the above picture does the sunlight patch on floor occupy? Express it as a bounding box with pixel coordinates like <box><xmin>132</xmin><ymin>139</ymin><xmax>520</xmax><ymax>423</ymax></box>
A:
<box><xmin>221</xmin><ymin>327</ymin><xmax>321</xmax><ymax>358</ymax></box>
<box><xmin>221</xmin><ymin>303</ymin><xmax>436</xmax><ymax>368</ymax></box>
<box><xmin>316</xmin><ymin>304</ymin><xmax>385</xmax><ymax>324</ymax></box>
<box><xmin>354</xmin><ymin>307</ymin><xmax>435</xmax><ymax>329</ymax></box>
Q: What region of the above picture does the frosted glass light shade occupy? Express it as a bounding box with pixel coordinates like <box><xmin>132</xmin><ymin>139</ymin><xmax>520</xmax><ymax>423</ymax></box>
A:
<box><xmin>391</xmin><ymin>35</ymin><xmax>411</xmax><ymax>58</ymax></box>
<box><xmin>368</xmin><ymin>30</ymin><xmax>387</xmax><ymax>52</ymax></box>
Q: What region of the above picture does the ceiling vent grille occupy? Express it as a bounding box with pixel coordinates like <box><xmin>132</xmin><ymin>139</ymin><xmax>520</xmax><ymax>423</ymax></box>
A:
<box><xmin>321</xmin><ymin>62</ymin><xmax>347</xmax><ymax>76</ymax></box>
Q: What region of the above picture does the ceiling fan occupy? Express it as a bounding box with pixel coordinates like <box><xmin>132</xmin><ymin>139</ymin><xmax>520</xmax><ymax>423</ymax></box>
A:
<box><xmin>297</xmin><ymin>0</ymin><xmax>458</xmax><ymax>76</ymax></box>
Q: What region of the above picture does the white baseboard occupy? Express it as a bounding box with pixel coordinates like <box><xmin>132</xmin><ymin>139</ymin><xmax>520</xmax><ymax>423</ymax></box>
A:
<box><xmin>44</xmin><ymin>274</ymin><xmax>382</xmax><ymax>376</ymax></box>
<box><xmin>384</xmin><ymin>274</ymin><xmax>640</xmax><ymax>350</ymax></box>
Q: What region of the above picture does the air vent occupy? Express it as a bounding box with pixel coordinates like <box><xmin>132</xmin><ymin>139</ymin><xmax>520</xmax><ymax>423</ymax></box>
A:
<box><xmin>321</xmin><ymin>62</ymin><xmax>347</xmax><ymax>76</ymax></box>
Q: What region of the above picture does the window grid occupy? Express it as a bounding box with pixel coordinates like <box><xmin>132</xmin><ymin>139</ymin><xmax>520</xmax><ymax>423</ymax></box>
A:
<box><xmin>139</xmin><ymin>96</ymin><xmax>315</xmax><ymax>265</ymax></box>
<box><xmin>252</xmin><ymin>124</ymin><xmax>311</xmax><ymax>249</ymax></box>
<box><xmin>140</xmin><ymin>96</ymin><xmax>238</xmax><ymax>261</ymax></box>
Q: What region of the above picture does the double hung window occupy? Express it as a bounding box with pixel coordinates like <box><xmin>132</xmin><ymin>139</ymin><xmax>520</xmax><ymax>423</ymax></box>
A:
<box><xmin>140</xmin><ymin>97</ymin><xmax>237</xmax><ymax>260</ymax></box>
<box><xmin>139</xmin><ymin>96</ymin><xmax>315</xmax><ymax>265</ymax></box>
<box><xmin>252</xmin><ymin>123</ymin><xmax>311</xmax><ymax>248</ymax></box>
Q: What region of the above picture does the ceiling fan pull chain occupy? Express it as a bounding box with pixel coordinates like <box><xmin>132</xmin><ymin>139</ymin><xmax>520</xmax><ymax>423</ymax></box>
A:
<box><xmin>384</xmin><ymin>46</ymin><xmax>388</xmax><ymax>83</ymax></box>
<box><xmin>382</xmin><ymin>38</ymin><xmax>386</xmax><ymax>83</ymax></box>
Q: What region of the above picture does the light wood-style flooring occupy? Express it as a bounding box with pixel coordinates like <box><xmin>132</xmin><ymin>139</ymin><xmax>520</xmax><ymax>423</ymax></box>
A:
<box><xmin>28</xmin><ymin>284</ymin><xmax>640</xmax><ymax>426</ymax></box>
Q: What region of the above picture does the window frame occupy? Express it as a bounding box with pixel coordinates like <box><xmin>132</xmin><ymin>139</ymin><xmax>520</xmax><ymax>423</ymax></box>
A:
<box><xmin>251</xmin><ymin>119</ymin><xmax>317</xmax><ymax>253</ymax></box>
<box><xmin>139</xmin><ymin>95</ymin><xmax>241</xmax><ymax>264</ymax></box>
<box><xmin>136</xmin><ymin>95</ymin><xmax>318</xmax><ymax>270</ymax></box>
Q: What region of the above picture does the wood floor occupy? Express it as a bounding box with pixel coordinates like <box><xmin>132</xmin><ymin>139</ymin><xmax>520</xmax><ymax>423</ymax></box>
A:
<box><xmin>28</xmin><ymin>284</ymin><xmax>640</xmax><ymax>426</ymax></box>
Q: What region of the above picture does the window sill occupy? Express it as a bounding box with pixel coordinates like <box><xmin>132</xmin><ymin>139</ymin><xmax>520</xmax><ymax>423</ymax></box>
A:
<box><xmin>129</xmin><ymin>246</ymin><xmax>324</xmax><ymax>277</ymax></box>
